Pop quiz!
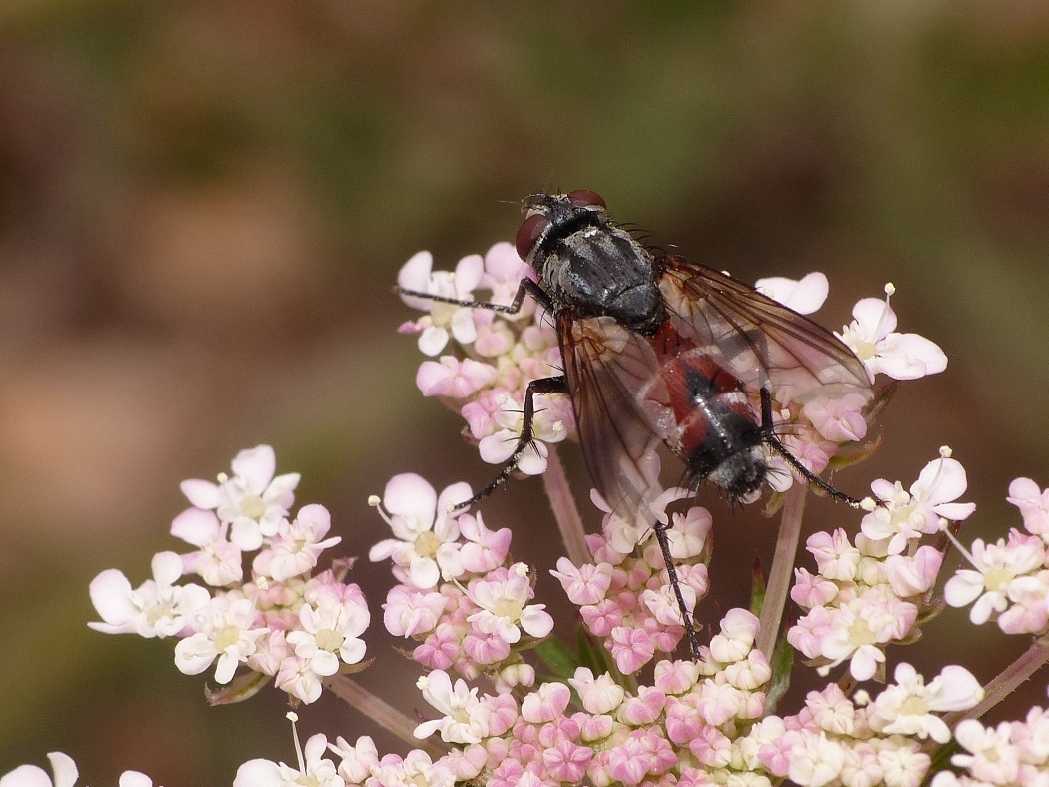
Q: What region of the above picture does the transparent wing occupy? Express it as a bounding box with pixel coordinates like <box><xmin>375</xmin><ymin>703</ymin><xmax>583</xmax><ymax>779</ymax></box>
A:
<box><xmin>558</xmin><ymin>314</ymin><xmax>672</xmax><ymax>526</ymax></box>
<box><xmin>658</xmin><ymin>256</ymin><xmax>873</xmax><ymax>405</ymax></box>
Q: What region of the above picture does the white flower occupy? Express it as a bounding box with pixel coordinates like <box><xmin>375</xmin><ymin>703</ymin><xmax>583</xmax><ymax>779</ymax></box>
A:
<box><xmin>756</xmin><ymin>272</ymin><xmax>829</xmax><ymax>315</ymax></box>
<box><xmin>1</xmin><ymin>753</ymin><xmax>78</xmax><ymax>787</ymax></box>
<box><xmin>328</xmin><ymin>736</ymin><xmax>379</xmax><ymax>784</ymax></box>
<box><xmin>275</xmin><ymin>656</ymin><xmax>324</xmax><ymax>704</ymax></box>
<box><xmin>88</xmin><ymin>552</ymin><xmax>210</xmax><ymax>638</ymax></box>
<box><xmin>180</xmin><ymin>445</ymin><xmax>300</xmax><ymax>551</ymax></box>
<box><xmin>667</xmin><ymin>506</ymin><xmax>712</xmax><ymax>559</ymax></box>
<box><xmin>369</xmin><ymin>750</ymin><xmax>454</xmax><ymax>787</ymax></box>
<box><xmin>174</xmin><ymin>595</ymin><xmax>266</xmax><ymax>684</ymax></box>
<box><xmin>870</xmin><ymin>663</ymin><xmax>983</xmax><ymax>743</ymax></box>
<box><xmin>944</xmin><ymin>532</ymin><xmax>1046</xmax><ymax>624</ymax></box>
<box><xmin>875</xmin><ymin>737</ymin><xmax>930</xmax><ymax>787</ymax></box>
<box><xmin>788</xmin><ymin>732</ymin><xmax>846</xmax><ymax>787</ymax></box>
<box><xmin>837</xmin><ymin>284</ymin><xmax>947</xmax><ymax>381</ymax></box>
<box><xmin>567</xmin><ymin>668</ymin><xmax>625</xmax><ymax>715</ymax></box>
<box><xmin>235</xmin><ymin>717</ymin><xmax>343</xmax><ymax>787</ymax></box>
<box><xmin>467</xmin><ymin>563</ymin><xmax>553</xmax><ymax>644</ymax></box>
<box><xmin>951</xmin><ymin>719</ymin><xmax>1021</xmax><ymax>785</ymax></box>
<box><xmin>286</xmin><ymin>596</ymin><xmax>368</xmax><ymax>677</ymax></box>
<box><xmin>369</xmin><ymin>474</ymin><xmax>470</xmax><ymax>588</ymax></box>
<box><xmin>862</xmin><ymin>452</ymin><xmax>976</xmax><ymax>554</ymax></box>
<box><xmin>252</xmin><ymin>504</ymin><xmax>341</xmax><ymax>581</ymax></box>
<box><xmin>398</xmin><ymin>251</ymin><xmax>484</xmax><ymax>355</ymax></box>
<box><xmin>170</xmin><ymin>508</ymin><xmax>243</xmax><ymax>586</ymax></box>
<box><xmin>1</xmin><ymin>754</ymin><xmax>161</xmax><ymax>787</ymax></box>
<box><xmin>414</xmin><ymin>670</ymin><xmax>490</xmax><ymax>744</ymax></box>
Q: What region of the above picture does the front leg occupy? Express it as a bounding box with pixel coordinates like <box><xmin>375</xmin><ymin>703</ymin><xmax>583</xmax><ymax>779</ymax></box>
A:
<box><xmin>454</xmin><ymin>375</ymin><xmax>569</xmax><ymax>511</ymax></box>
<box><xmin>398</xmin><ymin>278</ymin><xmax>554</xmax><ymax>315</ymax></box>
<box><xmin>759</xmin><ymin>387</ymin><xmax>865</xmax><ymax>509</ymax></box>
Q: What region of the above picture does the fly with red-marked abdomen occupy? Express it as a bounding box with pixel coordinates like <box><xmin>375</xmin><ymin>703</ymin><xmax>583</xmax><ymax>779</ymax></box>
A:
<box><xmin>397</xmin><ymin>189</ymin><xmax>874</xmax><ymax>659</ymax></box>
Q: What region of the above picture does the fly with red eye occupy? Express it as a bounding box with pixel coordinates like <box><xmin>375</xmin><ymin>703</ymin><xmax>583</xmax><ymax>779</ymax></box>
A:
<box><xmin>398</xmin><ymin>189</ymin><xmax>873</xmax><ymax>659</ymax></box>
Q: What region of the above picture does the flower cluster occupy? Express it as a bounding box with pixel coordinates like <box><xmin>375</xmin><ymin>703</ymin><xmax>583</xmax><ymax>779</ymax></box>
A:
<box><xmin>944</xmin><ymin>477</ymin><xmax>1049</xmax><ymax>635</ymax></box>
<box><xmin>397</xmin><ymin>244</ymin><xmax>574</xmax><ymax>478</ymax></box>
<box><xmin>931</xmin><ymin>699</ymin><xmax>1049</xmax><ymax>787</ymax></box>
<box><xmin>234</xmin><ymin>610</ymin><xmax>984</xmax><ymax>787</ymax></box>
<box><xmin>551</xmin><ymin>473</ymin><xmax>712</xmax><ymax>674</ymax></box>
<box><xmin>788</xmin><ymin>450</ymin><xmax>974</xmax><ymax>680</ymax></box>
<box><xmin>749</xmin><ymin>662</ymin><xmax>982</xmax><ymax>787</ymax></box>
<box><xmin>370</xmin><ymin>473</ymin><xmax>552</xmax><ymax>681</ymax></box>
<box><xmin>88</xmin><ymin>445</ymin><xmax>368</xmax><ymax>704</ymax></box>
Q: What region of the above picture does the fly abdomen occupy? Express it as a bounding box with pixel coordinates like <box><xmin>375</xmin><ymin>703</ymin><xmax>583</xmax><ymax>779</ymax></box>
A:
<box><xmin>660</xmin><ymin>352</ymin><xmax>766</xmax><ymax>498</ymax></box>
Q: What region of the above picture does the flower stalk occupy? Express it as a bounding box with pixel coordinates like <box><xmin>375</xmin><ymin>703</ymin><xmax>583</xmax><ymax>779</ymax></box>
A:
<box><xmin>541</xmin><ymin>447</ymin><xmax>590</xmax><ymax>566</ymax></box>
<box><xmin>940</xmin><ymin>635</ymin><xmax>1049</xmax><ymax>729</ymax></box>
<box><xmin>324</xmin><ymin>674</ymin><xmax>444</xmax><ymax>758</ymax></box>
<box><xmin>757</xmin><ymin>483</ymin><xmax>808</xmax><ymax>659</ymax></box>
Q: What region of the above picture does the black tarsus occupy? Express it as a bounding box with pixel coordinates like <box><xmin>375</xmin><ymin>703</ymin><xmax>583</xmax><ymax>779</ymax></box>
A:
<box><xmin>652</xmin><ymin>518</ymin><xmax>703</xmax><ymax>660</ymax></box>
<box><xmin>758</xmin><ymin>388</ymin><xmax>865</xmax><ymax>508</ymax></box>
<box><xmin>453</xmin><ymin>375</ymin><xmax>569</xmax><ymax>511</ymax></box>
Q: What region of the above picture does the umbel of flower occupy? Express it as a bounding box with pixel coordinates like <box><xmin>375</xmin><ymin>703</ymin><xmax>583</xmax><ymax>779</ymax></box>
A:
<box><xmin>88</xmin><ymin>445</ymin><xmax>368</xmax><ymax>705</ymax></box>
<box><xmin>944</xmin><ymin>476</ymin><xmax>1049</xmax><ymax>636</ymax></box>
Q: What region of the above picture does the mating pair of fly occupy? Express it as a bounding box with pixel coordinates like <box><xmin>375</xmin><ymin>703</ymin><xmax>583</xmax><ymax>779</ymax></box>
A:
<box><xmin>399</xmin><ymin>189</ymin><xmax>875</xmax><ymax>660</ymax></box>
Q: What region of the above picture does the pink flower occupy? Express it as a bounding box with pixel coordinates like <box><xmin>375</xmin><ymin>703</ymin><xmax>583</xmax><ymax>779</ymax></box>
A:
<box><xmin>416</xmin><ymin>356</ymin><xmax>497</xmax><ymax>398</ymax></box>
<box><xmin>252</xmin><ymin>504</ymin><xmax>341</xmax><ymax>582</ymax></box>
<box><xmin>383</xmin><ymin>586</ymin><xmax>447</xmax><ymax>637</ymax></box>
<box><xmin>616</xmin><ymin>686</ymin><xmax>666</xmax><ymax>726</ymax></box>
<box><xmin>520</xmin><ymin>682</ymin><xmax>570</xmax><ymax>723</ymax></box>
<box><xmin>653</xmin><ymin>659</ymin><xmax>700</xmax><ymax>695</ymax></box>
<box><xmin>550</xmin><ymin>559</ymin><xmax>612</xmax><ymax>605</ymax></box>
<box><xmin>803</xmin><ymin>393</ymin><xmax>869</xmax><ymax>443</ymax></box>
<box><xmin>541</xmin><ymin>738</ymin><xmax>591</xmax><ymax>783</ymax></box>
<box><xmin>467</xmin><ymin>564</ymin><xmax>553</xmax><ymax>644</ymax></box>
<box><xmin>791</xmin><ymin>568</ymin><xmax>838</xmax><ymax>608</ymax></box>
<box><xmin>609</xmin><ymin>626</ymin><xmax>656</xmax><ymax>674</ymax></box>
<box><xmin>884</xmin><ymin>546</ymin><xmax>944</xmax><ymax>598</ymax></box>
<box><xmin>458</xmin><ymin>513</ymin><xmax>512</xmax><ymax>574</ymax></box>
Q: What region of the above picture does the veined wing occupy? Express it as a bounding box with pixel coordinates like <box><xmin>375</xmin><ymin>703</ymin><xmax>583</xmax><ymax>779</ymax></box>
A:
<box><xmin>658</xmin><ymin>256</ymin><xmax>872</xmax><ymax>405</ymax></box>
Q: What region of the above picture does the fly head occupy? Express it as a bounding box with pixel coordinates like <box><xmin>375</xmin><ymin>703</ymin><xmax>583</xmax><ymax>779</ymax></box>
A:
<box><xmin>514</xmin><ymin>189</ymin><xmax>665</xmax><ymax>335</ymax></box>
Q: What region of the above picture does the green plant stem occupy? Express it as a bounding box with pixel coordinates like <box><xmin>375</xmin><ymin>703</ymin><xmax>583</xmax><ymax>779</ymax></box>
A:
<box><xmin>325</xmin><ymin>674</ymin><xmax>444</xmax><ymax>757</ymax></box>
<box><xmin>757</xmin><ymin>484</ymin><xmax>807</xmax><ymax>659</ymax></box>
<box><xmin>542</xmin><ymin>447</ymin><xmax>590</xmax><ymax>566</ymax></box>
<box><xmin>941</xmin><ymin>636</ymin><xmax>1049</xmax><ymax>729</ymax></box>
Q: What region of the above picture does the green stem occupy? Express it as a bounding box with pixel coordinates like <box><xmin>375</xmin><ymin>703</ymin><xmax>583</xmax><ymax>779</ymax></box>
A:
<box><xmin>542</xmin><ymin>447</ymin><xmax>590</xmax><ymax>566</ymax></box>
<box><xmin>757</xmin><ymin>484</ymin><xmax>807</xmax><ymax>659</ymax></box>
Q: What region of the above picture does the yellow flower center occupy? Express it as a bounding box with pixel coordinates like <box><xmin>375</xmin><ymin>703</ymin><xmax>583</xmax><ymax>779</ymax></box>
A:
<box><xmin>414</xmin><ymin>531</ymin><xmax>441</xmax><ymax>557</ymax></box>
<box><xmin>215</xmin><ymin>625</ymin><xmax>241</xmax><ymax>651</ymax></box>
<box><xmin>984</xmin><ymin>567</ymin><xmax>1014</xmax><ymax>592</ymax></box>
<box><xmin>849</xmin><ymin>618</ymin><xmax>877</xmax><ymax>646</ymax></box>
<box><xmin>492</xmin><ymin>598</ymin><xmax>524</xmax><ymax>621</ymax></box>
<box><xmin>316</xmin><ymin>628</ymin><xmax>344</xmax><ymax>652</ymax></box>
<box><xmin>241</xmin><ymin>494</ymin><xmax>266</xmax><ymax>519</ymax></box>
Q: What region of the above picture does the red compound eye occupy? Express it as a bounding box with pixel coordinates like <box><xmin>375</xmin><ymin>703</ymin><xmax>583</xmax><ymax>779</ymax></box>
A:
<box><xmin>515</xmin><ymin>213</ymin><xmax>550</xmax><ymax>259</ymax></box>
<box><xmin>567</xmin><ymin>189</ymin><xmax>607</xmax><ymax>209</ymax></box>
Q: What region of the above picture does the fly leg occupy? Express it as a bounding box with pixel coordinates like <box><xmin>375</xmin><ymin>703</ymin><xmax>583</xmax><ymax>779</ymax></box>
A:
<box><xmin>651</xmin><ymin>518</ymin><xmax>702</xmax><ymax>660</ymax></box>
<box><xmin>453</xmin><ymin>375</ymin><xmax>568</xmax><ymax>511</ymax></box>
<box><xmin>759</xmin><ymin>388</ymin><xmax>866</xmax><ymax>508</ymax></box>
<box><xmin>397</xmin><ymin>278</ymin><xmax>554</xmax><ymax>315</ymax></box>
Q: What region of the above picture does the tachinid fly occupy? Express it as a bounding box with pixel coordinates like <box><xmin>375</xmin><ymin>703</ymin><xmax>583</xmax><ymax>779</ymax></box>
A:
<box><xmin>399</xmin><ymin>189</ymin><xmax>874</xmax><ymax>658</ymax></box>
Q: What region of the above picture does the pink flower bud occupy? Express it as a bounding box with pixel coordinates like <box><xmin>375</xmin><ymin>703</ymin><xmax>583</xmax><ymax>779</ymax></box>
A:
<box><xmin>521</xmin><ymin>682</ymin><xmax>571</xmax><ymax>723</ymax></box>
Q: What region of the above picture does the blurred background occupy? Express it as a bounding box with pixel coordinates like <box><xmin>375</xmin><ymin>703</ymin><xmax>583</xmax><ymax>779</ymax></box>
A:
<box><xmin>3</xmin><ymin>1</ymin><xmax>1048</xmax><ymax>782</ymax></box>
